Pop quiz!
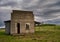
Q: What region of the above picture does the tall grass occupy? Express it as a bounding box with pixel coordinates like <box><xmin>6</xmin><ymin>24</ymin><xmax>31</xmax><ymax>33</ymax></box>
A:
<box><xmin>0</xmin><ymin>25</ymin><xmax>60</xmax><ymax>42</ymax></box>
<box><xmin>35</xmin><ymin>25</ymin><xmax>60</xmax><ymax>31</ymax></box>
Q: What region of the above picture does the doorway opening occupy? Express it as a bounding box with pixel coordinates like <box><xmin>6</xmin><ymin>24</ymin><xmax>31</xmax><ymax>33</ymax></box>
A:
<box><xmin>17</xmin><ymin>23</ymin><xmax>20</xmax><ymax>34</ymax></box>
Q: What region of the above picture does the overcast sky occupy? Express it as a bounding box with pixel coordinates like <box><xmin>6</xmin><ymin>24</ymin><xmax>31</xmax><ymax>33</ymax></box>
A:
<box><xmin>0</xmin><ymin>0</ymin><xmax>60</xmax><ymax>28</ymax></box>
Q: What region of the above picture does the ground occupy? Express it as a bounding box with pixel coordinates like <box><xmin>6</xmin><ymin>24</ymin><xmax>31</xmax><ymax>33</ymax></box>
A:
<box><xmin>0</xmin><ymin>25</ymin><xmax>60</xmax><ymax>42</ymax></box>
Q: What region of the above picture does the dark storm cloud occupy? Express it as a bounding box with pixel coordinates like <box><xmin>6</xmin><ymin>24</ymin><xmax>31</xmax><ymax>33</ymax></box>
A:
<box><xmin>40</xmin><ymin>9</ymin><xmax>60</xmax><ymax>17</ymax></box>
<box><xmin>44</xmin><ymin>1</ymin><xmax>60</xmax><ymax>8</ymax></box>
<box><xmin>0</xmin><ymin>18</ymin><xmax>4</xmax><ymax>26</ymax></box>
<box><xmin>20</xmin><ymin>0</ymin><xmax>60</xmax><ymax>20</ymax></box>
<box><xmin>0</xmin><ymin>2</ymin><xmax>17</xmax><ymax>6</ymax></box>
<box><xmin>0</xmin><ymin>0</ymin><xmax>60</xmax><ymax>28</ymax></box>
<box><xmin>21</xmin><ymin>0</ymin><xmax>46</xmax><ymax>10</ymax></box>
<box><xmin>0</xmin><ymin>0</ymin><xmax>17</xmax><ymax>7</ymax></box>
<box><xmin>0</xmin><ymin>9</ymin><xmax>11</xmax><ymax>27</ymax></box>
<box><xmin>45</xmin><ymin>19</ymin><xmax>60</xmax><ymax>24</ymax></box>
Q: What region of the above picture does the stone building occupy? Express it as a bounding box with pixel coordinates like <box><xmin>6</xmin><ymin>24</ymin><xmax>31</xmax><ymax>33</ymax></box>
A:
<box><xmin>4</xmin><ymin>10</ymin><xmax>35</xmax><ymax>35</ymax></box>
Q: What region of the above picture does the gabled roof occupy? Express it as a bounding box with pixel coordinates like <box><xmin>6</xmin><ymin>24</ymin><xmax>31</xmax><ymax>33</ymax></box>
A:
<box><xmin>4</xmin><ymin>20</ymin><xmax>41</xmax><ymax>24</ymax></box>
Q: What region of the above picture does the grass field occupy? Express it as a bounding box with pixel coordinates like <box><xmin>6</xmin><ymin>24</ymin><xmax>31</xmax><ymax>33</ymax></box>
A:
<box><xmin>0</xmin><ymin>25</ymin><xmax>60</xmax><ymax>42</ymax></box>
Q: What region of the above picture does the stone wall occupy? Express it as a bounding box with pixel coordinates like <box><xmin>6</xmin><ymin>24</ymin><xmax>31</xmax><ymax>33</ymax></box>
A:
<box><xmin>10</xmin><ymin>10</ymin><xmax>34</xmax><ymax>34</ymax></box>
<box><xmin>4</xmin><ymin>21</ymin><xmax>11</xmax><ymax>34</ymax></box>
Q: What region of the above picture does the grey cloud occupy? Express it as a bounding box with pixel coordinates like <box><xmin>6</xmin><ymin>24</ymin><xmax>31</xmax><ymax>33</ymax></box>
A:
<box><xmin>20</xmin><ymin>0</ymin><xmax>60</xmax><ymax>20</ymax></box>
<box><xmin>0</xmin><ymin>17</ymin><xmax>4</xmax><ymax>26</ymax></box>
<box><xmin>45</xmin><ymin>18</ymin><xmax>60</xmax><ymax>24</ymax></box>
<box><xmin>0</xmin><ymin>0</ymin><xmax>2</xmax><ymax>1</ymax></box>
<box><xmin>0</xmin><ymin>9</ymin><xmax>11</xmax><ymax>27</ymax></box>
<box><xmin>1</xmin><ymin>0</ymin><xmax>60</xmax><ymax>27</ymax></box>
<box><xmin>0</xmin><ymin>0</ymin><xmax>18</xmax><ymax>7</ymax></box>
<box><xmin>42</xmin><ymin>9</ymin><xmax>60</xmax><ymax>16</ymax></box>
<box><xmin>0</xmin><ymin>2</ymin><xmax>17</xmax><ymax>6</ymax></box>
<box><xmin>44</xmin><ymin>1</ymin><xmax>60</xmax><ymax>8</ymax></box>
<box><xmin>34</xmin><ymin>9</ymin><xmax>60</xmax><ymax>19</ymax></box>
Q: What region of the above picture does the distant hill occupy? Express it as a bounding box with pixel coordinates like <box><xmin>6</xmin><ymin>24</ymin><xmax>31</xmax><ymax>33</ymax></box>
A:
<box><xmin>40</xmin><ymin>24</ymin><xmax>56</xmax><ymax>26</ymax></box>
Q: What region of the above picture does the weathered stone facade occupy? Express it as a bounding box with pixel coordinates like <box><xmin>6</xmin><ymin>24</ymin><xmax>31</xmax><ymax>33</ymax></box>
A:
<box><xmin>5</xmin><ymin>10</ymin><xmax>35</xmax><ymax>35</ymax></box>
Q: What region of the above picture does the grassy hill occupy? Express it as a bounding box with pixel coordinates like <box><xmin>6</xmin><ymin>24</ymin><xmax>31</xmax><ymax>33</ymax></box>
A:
<box><xmin>0</xmin><ymin>25</ymin><xmax>60</xmax><ymax>42</ymax></box>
